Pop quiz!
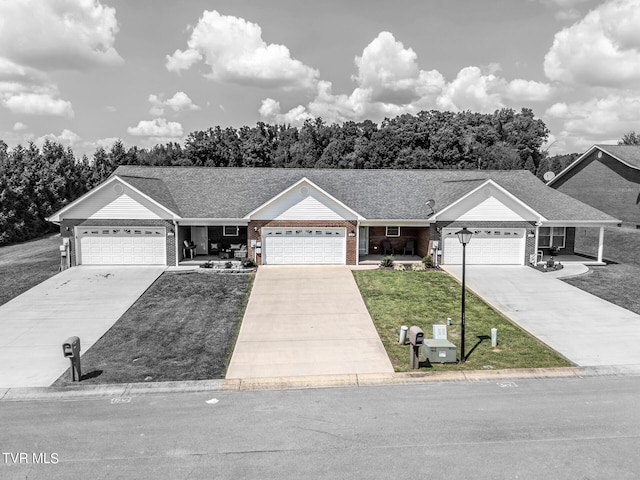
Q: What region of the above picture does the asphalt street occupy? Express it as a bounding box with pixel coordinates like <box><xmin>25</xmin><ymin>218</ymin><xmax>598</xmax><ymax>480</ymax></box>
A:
<box><xmin>2</xmin><ymin>375</ymin><xmax>640</xmax><ymax>479</ymax></box>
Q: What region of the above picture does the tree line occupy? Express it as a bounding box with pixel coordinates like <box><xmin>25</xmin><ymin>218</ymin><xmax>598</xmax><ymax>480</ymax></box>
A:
<box><xmin>1</xmin><ymin>108</ymin><xmax>584</xmax><ymax>245</ymax></box>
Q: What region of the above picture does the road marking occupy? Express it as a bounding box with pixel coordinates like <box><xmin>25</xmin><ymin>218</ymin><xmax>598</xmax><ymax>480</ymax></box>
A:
<box><xmin>110</xmin><ymin>397</ymin><xmax>132</xmax><ymax>404</ymax></box>
<box><xmin>497</xmin><ymin>381</ymin><xmax>518</xmax><ymax>388</ymax></box>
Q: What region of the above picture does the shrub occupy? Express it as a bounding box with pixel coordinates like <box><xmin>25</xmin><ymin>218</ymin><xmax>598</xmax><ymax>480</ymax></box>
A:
<box><xmin>393</xmin><ymin>263</ymin><xmax>406</xmax><ymax>271</ymax></box>
<box><xmin>411</xmin><ymin>262</ymin><xmax>426</xmax><ymax>271</ymax></box>
<box><xmin>422</xmin><ymin>255</ymin><xmax>434</xmax><ymax>268</ymax></box>
<box><xmin>380</xmin><ymin>255</ymin><xmax>394</xmax><ymax>268</ymax></box>
<box><xmin>224</xmin><ymin>261</ymin><xmax>233</xmax><ymax>269</ymax></box>
<box><xmin>241</xmin><ymin>258</ymin><xmax>257</xmax><ymax>268</ymax></box>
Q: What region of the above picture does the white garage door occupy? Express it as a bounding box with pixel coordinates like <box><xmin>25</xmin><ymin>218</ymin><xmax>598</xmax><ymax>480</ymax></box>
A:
<box><xmin>443</xmin><ymin>228</ymin><xmax>525</xmax><ymax>265</ymax></box>
<box><xmin>263</xmin><ymin>228</ymin><xmax>346</xmax><ymax>265</ymax></box>
<box><xmin>78</xmin><ymin>227</ymin><xmax>166</xmax><ymax>265</ymax></box>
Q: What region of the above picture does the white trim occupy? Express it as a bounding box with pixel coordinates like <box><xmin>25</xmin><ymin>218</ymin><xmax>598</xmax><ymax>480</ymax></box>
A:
<box><xmin>178</xmin><ymin>218</ymin><xmax>248</xmax><ymax>226</ymax></box>
<box><xmin>223</xmin><ymin>225</ymin><xmax>240</xmax><ymax>237</ymax></box>
<box><xmin>46</xmin><ymin>176</ymin><xmax>180</xmax><ymax>222</ymax></box>
<box><xmin>245</xmin><ymin>177</ymin><xmax>364</xmax><ymax>220</ymax></box>
<box><xmin>360</xmin><ymin>219</ymin><xmax>431</xmax><ymax>227</ymax></box>
<box><xmin>431</xmin><ymin>179</ymin><xmax>547</xmax><ymax>223</ymax></box>
<box><xmin>539</xmin><ymin>220</ymin><xmax>620</xmax><ymax>227</ymax></box>
<box><xmin>385</xmin><ymin>226</ymin><xmax>400</xmax><ymax>237</ymax></box>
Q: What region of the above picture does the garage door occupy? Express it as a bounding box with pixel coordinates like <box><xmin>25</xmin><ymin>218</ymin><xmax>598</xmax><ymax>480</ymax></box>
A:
<box><xmin>78</xmin><ymin>227</ymin><xmax>166</xmax><ymax>265</ymax></box>
<box><xmin>442</xmin><ymin>228</ymin><xmax>525</xmax><ymax>265</ymax></box>
<box><xmin>263</xmin><ymin>228</ymin><xmax>346</xmax><ymax>265</ymax></box>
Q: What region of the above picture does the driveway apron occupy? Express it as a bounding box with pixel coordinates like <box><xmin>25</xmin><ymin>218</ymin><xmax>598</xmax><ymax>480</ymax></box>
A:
<box><xmin>442</xmin><ymin>265</ymin><xmax>640</xmax><ymax>367</ymax></box>
<box><xmin>226</xmin><ymin>266</ymin><xmax>394</xmax><ymax>379</ymax></box>
<box><xmin>0</xmin><ymin>266</ymin><xmax>165</xmax><ymax>388</ymax></box>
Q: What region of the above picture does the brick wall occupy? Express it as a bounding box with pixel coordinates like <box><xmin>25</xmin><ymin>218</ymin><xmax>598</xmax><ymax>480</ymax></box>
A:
<box><xmin>248</xmin><ymin>219</ymin><xmax>358</xmax><ymax>265</ymax></box>
<box><xmin>60</xmin><ymin>219</ymin><xmax>176</xmax><ymax>266</ymax></box>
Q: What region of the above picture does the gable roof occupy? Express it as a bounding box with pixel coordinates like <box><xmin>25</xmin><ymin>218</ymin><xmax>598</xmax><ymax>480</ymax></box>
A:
<box><xmin>548</xmin><ymin>144</ymin><xmax>640</xmax><ymax>186</ymax></box>
<box><xmin>108</xmin><ymin>166</ymin><xmax>618</xmax><ymax>224</ymax></box>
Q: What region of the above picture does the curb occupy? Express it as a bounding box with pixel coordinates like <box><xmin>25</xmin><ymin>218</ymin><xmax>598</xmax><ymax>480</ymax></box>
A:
<box><xmin>2</xmin><ymin>365</ymin><xmax>640</xmax><ymax>402</ymax></box>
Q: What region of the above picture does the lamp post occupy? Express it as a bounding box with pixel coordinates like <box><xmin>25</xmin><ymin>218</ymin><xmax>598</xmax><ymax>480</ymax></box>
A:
<box><xmin>456</xmin><ymin>227</ymin><xmax>473</xmax><ymax>362</ymax></box>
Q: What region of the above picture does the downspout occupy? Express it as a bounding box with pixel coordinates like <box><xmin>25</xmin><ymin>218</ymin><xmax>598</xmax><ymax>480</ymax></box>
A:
<box><xmin>597</xmin><ymin>226</ymin><xmax>604</xmax><ymax>263</ymax></box>
<box><xmin>173</xmin><ymin>219</ymin><xmax>179</xmax><ymax>267</ymax></box>
<box><xmin>355</xmin><ymin>220</ymin><xmax>360</xmax><ymax>265</ymax></box>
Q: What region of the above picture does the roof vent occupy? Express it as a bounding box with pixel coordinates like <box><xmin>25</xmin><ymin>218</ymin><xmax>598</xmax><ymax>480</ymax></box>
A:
<box><xmin>113</xmin><ymin>184</ymin><xmax>124</xmax><ymax>194</ymax></box>
<box><xmin>300</xmin><ymin>186</ymin><xmax>309</xmax><ymax>196</ymax></box>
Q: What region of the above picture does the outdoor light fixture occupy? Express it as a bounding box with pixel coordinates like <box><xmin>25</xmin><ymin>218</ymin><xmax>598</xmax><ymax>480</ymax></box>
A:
<box><xmin>455</xmin><ymin>226</ymin><xmax>473</xmax><ymax>362</ymax></box>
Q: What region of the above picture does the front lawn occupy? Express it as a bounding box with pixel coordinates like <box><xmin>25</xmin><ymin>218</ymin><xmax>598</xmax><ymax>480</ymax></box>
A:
<box><xmin>562</xmin><ymin>264</ymin><xmax>640</xmax><ymax>315</ymax></box>
<box><xmin>0</xmin><ymin>234</ymin><xmax>61</xmax><ymax>306</ymax></box>
<box><xmin>353</xmin><ymin>270</ymin><xmax>571</xmax><ymax>372</ymax></box>
<box><xmin>53</xmin><ymin>271</ymin><xmax>253</xmax><ymax>386</ymax></box>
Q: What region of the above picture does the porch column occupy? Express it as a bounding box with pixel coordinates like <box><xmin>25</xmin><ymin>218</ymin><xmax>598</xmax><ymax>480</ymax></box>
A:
<box><xmin>597</xmin><ymin>226</ymin><xmax>604</xmax><ymax>263</ymax></box>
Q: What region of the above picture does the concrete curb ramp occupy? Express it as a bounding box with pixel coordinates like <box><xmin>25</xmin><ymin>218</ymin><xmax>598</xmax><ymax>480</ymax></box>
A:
<box><xmin>0</xmin><ymin>266</ymin><xmax>165</xmax><ymax>388</ymax></box>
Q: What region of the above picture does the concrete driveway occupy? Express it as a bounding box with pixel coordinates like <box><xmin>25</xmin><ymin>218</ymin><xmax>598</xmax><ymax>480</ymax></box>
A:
<box><xmin>0</xmin><ymin>266</ymin><xmax>165</xmax><ymax>388</ymax></box>
<box><xmin>442</xmin><ymin>265</ymin><xmax>640</xmax><ymax>367</ymax></box>
<box><xmin>226</xmin><ymin>266</ymin><xmax>394</xmax><ymax>379</ymax></box>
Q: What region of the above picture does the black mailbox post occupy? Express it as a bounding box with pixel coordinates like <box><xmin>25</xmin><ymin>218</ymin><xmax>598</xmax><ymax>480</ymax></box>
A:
<box><xmin>408</xmin><ymin>326</ymin><xmax>424</xmax><ymax>369</ymax></box>
<box><xmin>62</xmin><ymin>336</ymin><xmax>82</xmax><ymax>382</ymax></box>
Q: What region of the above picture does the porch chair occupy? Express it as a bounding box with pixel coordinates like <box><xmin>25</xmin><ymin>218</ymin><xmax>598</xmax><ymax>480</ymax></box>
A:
<box><xmin>183</xmin><ymin>240</ymin><xmax>197</xmax><ymax>259</ymax></box>
<box><xmin>403</xmin><ymin>239</ymin><xmax>415</xmax><ymax>255</ymax></box>
<box><xmin>210</xmin><ymin>242</ymin><xmax>220</xmax><ymax>255</ymax></box>
<box><xmin>382</xmin><ymin>240</ymin><xmax>393</xmax><ymax>255</ymax></box>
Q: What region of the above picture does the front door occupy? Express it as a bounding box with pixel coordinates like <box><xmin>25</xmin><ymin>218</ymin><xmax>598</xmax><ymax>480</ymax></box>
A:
<box><xmin>359</xmin><ymin>226</ymin><xmax>369</xmax><ymax>255</ymax></box>
<box><xmin>190</xmin><ymin>226</ymin><xmax>208</xmax><ymax>255</ymax></box>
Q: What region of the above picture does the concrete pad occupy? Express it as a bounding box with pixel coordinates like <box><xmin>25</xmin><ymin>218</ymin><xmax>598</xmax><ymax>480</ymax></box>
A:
<box><xmin>0</xmin><ymin>266</ymin><xmax>165</xmax><ymax>388</ymax></box>
<box><xmin>226</xmin><ymin>266</ymin><xmax>394</xmax><ymax>379</ymax></box>
<box><xmin>442</xmin><ymin>265</ymin><xmax>640</xmax><ymax>367</ymax></box>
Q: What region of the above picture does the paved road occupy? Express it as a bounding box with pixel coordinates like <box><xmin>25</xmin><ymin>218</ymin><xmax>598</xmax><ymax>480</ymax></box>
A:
<box><xmin>226</xmin><ymin>266</ymin><xmax>393</xmax><ymax>378</ymax></box>
<box><xmin>0</xmin><ymin>266</ymin><xmax>165</xmax><ymax>388</ymax></box>
<box><xmin>443</xmin><ymin>265</ymin><xmax>640</xmax><ymax>367</ymax></box>
<box><xmin>1</xmin><ymin>376</ymin><xmax>640</xmax><ymax>479</ymax></box>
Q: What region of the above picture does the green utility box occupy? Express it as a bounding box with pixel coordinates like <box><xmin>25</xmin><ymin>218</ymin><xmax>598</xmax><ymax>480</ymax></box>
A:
<box><xmin>422</xmin><ymin>339</ymin><xmax>457</xmax><ymax>363</ymax></box>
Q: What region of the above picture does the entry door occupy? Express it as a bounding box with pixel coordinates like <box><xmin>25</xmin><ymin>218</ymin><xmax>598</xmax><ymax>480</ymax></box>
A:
<box><xmin>359</xmin><ymin>226</ymin><xmax>369</xmax><ymax>255</ymax></box>
<box><xmin>190</xmin><ymin>227</ymin><xmax>208</xmax><ymax>255</ymax></box>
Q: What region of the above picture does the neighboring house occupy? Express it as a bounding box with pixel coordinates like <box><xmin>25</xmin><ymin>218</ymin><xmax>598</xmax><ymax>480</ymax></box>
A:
<box><xmin>548</xmin><ymin>144</ymin><xmax>640</xmax><ymax>229</ymax></box>
<box><xmin>46</xmin><ymin>166</ymin><xmax>619</xmax><ymax>267</ymax></box>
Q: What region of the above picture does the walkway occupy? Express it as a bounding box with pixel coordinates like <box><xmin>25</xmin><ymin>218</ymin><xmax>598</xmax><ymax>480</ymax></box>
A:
<box><xmin>442</xmin><ymin>264</ymin><xmax>640</xmax><ymax>366</ymax></box>
<box><xmin>226</xmin><ymin>266</ymin><xmax>394</xmax><ymax>379</ymax></box>
<box><xmin>0</xmin><ymin>266</ymin><xmax>165</xmax><ymax>388</ymax></box>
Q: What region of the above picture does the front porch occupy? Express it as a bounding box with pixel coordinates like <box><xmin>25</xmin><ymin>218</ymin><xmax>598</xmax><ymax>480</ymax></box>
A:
<box><xmin>534</xmin><ymin>253</ymin><xmax>607</xmax><ymax>266</ymax></box>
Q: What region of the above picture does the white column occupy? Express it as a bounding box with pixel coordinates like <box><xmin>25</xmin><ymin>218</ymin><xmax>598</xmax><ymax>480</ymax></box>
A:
<box><xmin>597</xmin><ymin>226</ymin><xmax>604</xmax><ymax>263</ymax></box>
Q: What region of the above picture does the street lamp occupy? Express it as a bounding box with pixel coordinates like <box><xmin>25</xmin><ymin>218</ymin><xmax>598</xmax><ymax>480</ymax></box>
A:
<box><xmin>456</xmin><ymin>227</ymin><xmax>473</xmax><ymax>362</ymax></box>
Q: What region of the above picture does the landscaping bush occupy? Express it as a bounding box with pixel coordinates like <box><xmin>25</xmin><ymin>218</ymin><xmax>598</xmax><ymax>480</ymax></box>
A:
<box><xmin>380</xmin><ymin>255</ymin><xmax>394</xmax><ymax>268</ymax></box>
<box><xmin>422</xmin><ymin>255</ymin><xmax>434</xmax><ymax>268</ymax></box>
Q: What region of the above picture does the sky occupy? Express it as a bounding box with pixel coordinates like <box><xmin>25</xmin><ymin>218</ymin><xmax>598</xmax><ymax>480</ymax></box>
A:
<box><xmin>2</xmin><ymin>0</ymin><xmax>640</xmax><ymax>158</ymax></box>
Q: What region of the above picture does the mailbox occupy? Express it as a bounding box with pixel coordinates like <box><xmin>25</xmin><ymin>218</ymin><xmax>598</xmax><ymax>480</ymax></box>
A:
<box><xmin>62</xmin><ymin>336</ymin><xmax>81</xmax><ymax>358</ymax></box>
<box><xmin>408</xmin><ymin>326</ymin><xmax>424</xmax><ymax>346</ymax></box>
<box><xmin>62</xmin><ymin>336</ymin><xmax>82</xmax><ymax>382</ymax></box>
<box><xmin>408</xmin><ymin>326</ymin><xmax>424</xmax><ymax>369</ymax></box>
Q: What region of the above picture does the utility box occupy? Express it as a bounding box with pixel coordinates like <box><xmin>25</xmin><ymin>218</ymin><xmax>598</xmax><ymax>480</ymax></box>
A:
<box><xmin>422</xmin><ymin>339</ymin><xmax>457</xmax><ymax>363</ymax></box>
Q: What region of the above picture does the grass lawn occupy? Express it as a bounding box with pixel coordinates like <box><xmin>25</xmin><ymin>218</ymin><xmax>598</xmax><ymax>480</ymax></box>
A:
<box><xmin>53</xmin><ymin>270</ymin><xmax>254</xmax><ymax>386</ymax></box>
<box><xmin>0</xmin><ymin>233</ymin><xmax>61</xmax><ymax>306</ymax></box>
<box><xmin>353</xmin><ymin>270</ymin><xmax>571</xmax><ymax>372</ymax></box>
<box><xmin>562</xmin><ymin>263</ymin><xmax>640</xmax><ymax>316</ymax></box>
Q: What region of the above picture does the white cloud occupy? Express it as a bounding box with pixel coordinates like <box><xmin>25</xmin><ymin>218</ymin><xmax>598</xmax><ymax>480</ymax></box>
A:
<box><xmin>260</xmin><ymin>32</ymin><xmax>552</xmax><ymax>126</ymax></box>
<box><xmin>127</xmin><ymin>118</ymin><xmax>183</xmax><ymax>137</ymax></box>
<box><xmin>165</xmin><ymin>10</ymin><xmax>319</xmax><ymax>90</ymax></box>
<box><xmin>149</xmin><ymin>92</ymin><xmax>200</xmax><ymax>116</ymax></box>
<box><xmin>0</xmin><ymin>0</ymin><xmax>122</xmax><ymax>71</ymax></box>
<box><xmin>13</xmin><ymin>122</ymin><xmax>27</xmax><ymax>131</ymax></box>
<box><xmin>544</xmin><ymin>0</ymin><xmax>640</xmax><ymax>88</ymax></box>
<box><xmin>96</xmin><ymin>137</ymin><xmax>121</xmax><ymax>149</ymax></box>
<box><xmin>37</xmin><ymin>129</ymin><xmax>82</xmax><ymax>148</ymax></box>
<box><xmin>535</xmin><ymin>0</ymin><xmax>592</xmax><ymax>21</ymax></box>
<box><xmin>2</xmin><ymin>93</ymin><xmax>74</xmax><ymax>117</ymax></box>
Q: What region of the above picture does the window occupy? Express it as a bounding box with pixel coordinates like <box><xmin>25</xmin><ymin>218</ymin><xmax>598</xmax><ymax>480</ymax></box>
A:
<box><xmin>538</xmin><ymin>227</ymin><xmax>565</xmax><ymax>248</ymax></box>
<box><xmin>386</xmin><ymin>226</ymin><xmax>400</xmax><ymax>237</ymax></box>
<box><xmin>223</xmin><ymin>225</ymin><xmax>239</xmax><ymax>237</ymax></box>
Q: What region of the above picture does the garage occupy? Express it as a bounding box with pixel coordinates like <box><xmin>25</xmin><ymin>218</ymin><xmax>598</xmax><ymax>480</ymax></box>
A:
<box><xmin>263</xmin><ymin>228</ymin><xmax>346</xmax><ymax>265</ymax></box>
<box><xmin>77</xmin><ymin>227</ymin><xmax>166</xmax><ymax>265</ymax></box>
<box><xmin>442</xmin><ymin>228</ymin><xmax>525</xmax><ymax>265</ymax></box>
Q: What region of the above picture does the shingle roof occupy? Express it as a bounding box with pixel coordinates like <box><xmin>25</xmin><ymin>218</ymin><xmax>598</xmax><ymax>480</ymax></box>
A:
<box><xmin>596</xmin><ymin>144</ymin><xmax>640</xmax><ymax>169</ymax></box>
<box><xmin>112</xmin><ymin>166</ymin><xmax>618</xmax><ymax>223</ymax></box>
